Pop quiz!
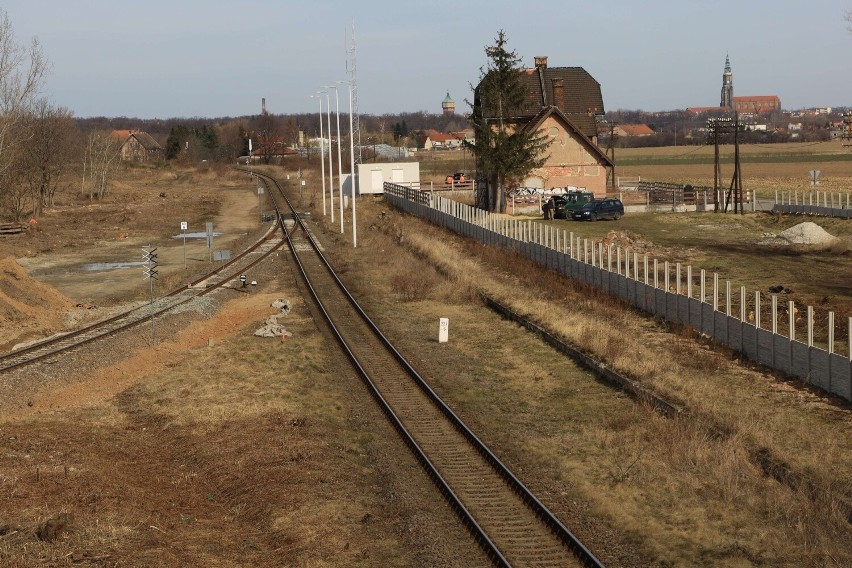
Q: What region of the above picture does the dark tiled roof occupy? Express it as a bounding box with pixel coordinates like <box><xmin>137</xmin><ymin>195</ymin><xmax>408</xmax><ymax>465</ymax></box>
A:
<box><xmin>131</xmin><ymin>131</ymin><xmax>162</xmax><ymax>151</ymax></box>
<box><xmin>477</xmin><ymin>66</ymin><xmax>604</xmax><ymax>138</ymax></box>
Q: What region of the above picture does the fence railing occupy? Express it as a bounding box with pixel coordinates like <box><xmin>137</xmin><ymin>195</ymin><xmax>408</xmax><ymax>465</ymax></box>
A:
<box><xmin>774</xmin><ymin>190</ymin><xmax>852</xmax><ymax>219</ymax></box>
<box><xmin>384</xmin><ymin>182</ymin><xmax>852</xmax><ymax>402</ymax></box>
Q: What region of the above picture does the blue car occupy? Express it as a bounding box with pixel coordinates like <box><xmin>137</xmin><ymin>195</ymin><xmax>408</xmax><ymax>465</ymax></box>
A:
<box><xmin>571</xmin><ymin>198</ymin><xmax>624</xmax><ymax>221</ymax></box>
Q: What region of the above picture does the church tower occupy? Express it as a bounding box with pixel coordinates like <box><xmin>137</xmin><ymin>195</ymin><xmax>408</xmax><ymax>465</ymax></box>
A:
<box><xmin>720</xmin><ymin>54</ymin><xmax>733</xmax><ymax>109</ymax></box>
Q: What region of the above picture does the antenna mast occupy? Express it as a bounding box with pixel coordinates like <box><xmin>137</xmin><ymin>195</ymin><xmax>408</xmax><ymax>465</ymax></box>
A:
<box><xmin>347</xmin><ymin>20</ymin><xmax>362</xmax><ymax>165</ymax></box>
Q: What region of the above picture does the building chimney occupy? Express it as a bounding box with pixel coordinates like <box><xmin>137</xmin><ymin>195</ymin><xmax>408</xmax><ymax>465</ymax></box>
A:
<box><xmin>262</xmin><ymin>97</ymin><xmax>267</xmax><ymax>115</ymax></box>
<box><xmin>534</xmin><ymin>56</ymin><xmax>548</xmax><ymax>69</ymax></box>
<box><xmin>551</xmin><ymin>78</ymin><xmax>564</xmax><ymax>110</ymax></box>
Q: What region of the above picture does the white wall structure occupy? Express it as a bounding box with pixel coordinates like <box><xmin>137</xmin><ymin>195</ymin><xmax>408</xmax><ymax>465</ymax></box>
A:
<box><xmin>357</xmin><ymin>162</ymin><xmax>420</xmax><ymax>194</ymax></box>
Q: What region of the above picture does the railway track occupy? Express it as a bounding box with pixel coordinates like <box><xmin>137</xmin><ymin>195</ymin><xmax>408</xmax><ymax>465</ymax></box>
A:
<box><xmin>260</xmin><ymin>171</ymin><xmax>604</xmax><ymax>567</ymax></box>
<box><xmin>0</xmin><ymin>221</ymin><xmax>285</xmax><ymax>373</ymax></box>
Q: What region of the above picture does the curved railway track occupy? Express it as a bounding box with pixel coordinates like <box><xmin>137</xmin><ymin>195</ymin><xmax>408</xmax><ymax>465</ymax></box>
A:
<box><xmin>0</xmin><ymin>221</ymin><xmax>286</xmax><ymax>373</ymax></box>
<box><xmin>259</xmin><ymin>171</ymin><xmax>605</xmax><ymax>568</ymax></box>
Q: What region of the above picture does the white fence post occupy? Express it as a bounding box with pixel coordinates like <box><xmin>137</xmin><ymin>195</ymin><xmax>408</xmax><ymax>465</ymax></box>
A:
<box><xmin>687</xmin><ymin>266</ymin><xmax>693</xmax><ymax>298</ymax></box>
<box><xmin>789</xmin><ymin>301</ymin><xmax>796</xmax><ymax>341</ymax></box>
<box><xmin>726</xmin><ymin>281</ymin><xmax>732</xmax><ymax>316</ymax></box>
<box><xmin>807</xmin><ymin>306</ymin><xmax>814</xmax><ymax>347</ymax></box>
<box><xmin>740</xmin><ymin>287</ymin><xmax>747</xmax><ymax>322</ymax></box>
<box><xmin>676</xmin><ymin>263</ymin><xmax>682</xmax><ymax>295</ymax></box>
<box><xmin>828</xmin><ymin>311</ymin><xmax>834</xmax><ymax>354</ymax></box>
<box><xmin>755</xmin><ymin>291</ymin><xmax>761</xmax><ymax>328</ymax></box>
<box><xmin>713</xmin><ymin>273</ymin><xmax>719</xmax><ymax>311</ymax></box>
<box><xmin>771</xmin><ymin>295</ymin><xmax>778</xmax><ymax>334</ymax></box>
<box><xmin>664</xmin><ymin>261</ymin><xmax>670</xmax><ymax>291</ymax></box>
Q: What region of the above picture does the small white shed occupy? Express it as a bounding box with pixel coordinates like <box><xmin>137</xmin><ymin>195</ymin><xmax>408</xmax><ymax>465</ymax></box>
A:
<box><xmin>356</xmin><ymin>162</ymin><xmax>420</xmax><ymax>195</ymax></box>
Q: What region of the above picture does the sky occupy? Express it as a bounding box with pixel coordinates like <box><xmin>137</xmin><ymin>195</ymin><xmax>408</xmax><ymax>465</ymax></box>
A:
<box><xmin>3</xmin><ymin>1</ymin><xmax>851</xmax><ymax>119</ymax></box>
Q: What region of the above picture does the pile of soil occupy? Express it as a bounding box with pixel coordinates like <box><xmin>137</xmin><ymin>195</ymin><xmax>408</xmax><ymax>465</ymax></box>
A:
<box><xmin>0</xmin><ymin>256</ymin><xmax>80</xmax><ymax>350</ymax></box>
<box><xmin>598</xmin><ymin>230</ymin><xmax>661</xmax><ymax>256</ymax></box>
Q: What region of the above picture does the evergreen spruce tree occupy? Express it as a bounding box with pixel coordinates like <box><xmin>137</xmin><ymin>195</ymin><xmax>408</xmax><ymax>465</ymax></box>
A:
<box><xmin>466</xmin><ymin>31</ymin><xmax>550</xmax><ymax>212</ymax></box>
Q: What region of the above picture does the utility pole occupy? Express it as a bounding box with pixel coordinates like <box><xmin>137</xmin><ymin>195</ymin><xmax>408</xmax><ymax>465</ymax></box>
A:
<box><xmin>603</xmin><ymin>120</ymin><xmax>618</xmax><ymax>192</ymax></box>
<box><xmin>706</xmin><ymin>115</ymin><xmax>743</xmax><ymax>213</ymax></box>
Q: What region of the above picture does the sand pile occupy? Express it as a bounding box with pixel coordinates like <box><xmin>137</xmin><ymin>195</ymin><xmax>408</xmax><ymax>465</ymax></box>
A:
<box><xmin>0</xmin><ymin>256</ymin><xmax>77</xmax><ymax>350</ymax></box>
<box><xmin>777</xmin><ymin>222</ymin><xmax>838</xmax><ymax>246</ymax></box>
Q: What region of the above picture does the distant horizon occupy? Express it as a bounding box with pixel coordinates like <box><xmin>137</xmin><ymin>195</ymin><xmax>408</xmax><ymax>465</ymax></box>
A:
<box><xmin>5</xmin><ymin>1</ymin><xmax>849</xmax><ymax>120</ymax></box>
<box><xmin>70</xmin><ymin>103</ymin><xmax>850</xmax><ymax>123</ymax></box>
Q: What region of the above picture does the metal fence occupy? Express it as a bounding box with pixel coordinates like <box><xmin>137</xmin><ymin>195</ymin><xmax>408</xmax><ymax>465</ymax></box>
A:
<box><xmin>774</xmin><ymin>189</ymin><xmax>852</xmax><ymax>219</ymax></box>
<box><xmin>384</xmin><ymin>182</ymin><xmax>852</xmax><ymax>402</ymax></box>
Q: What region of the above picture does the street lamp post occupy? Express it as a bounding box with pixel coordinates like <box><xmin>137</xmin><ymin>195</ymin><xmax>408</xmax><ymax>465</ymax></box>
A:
<box><xmin>311</xmin><ymin>95</ymin><xmax>327</xmax><ymax>216</ymax></box>
<box><xmin>347</xmin><ymin>82</ymin><xmax>357</xmax><ymax>247</ymax></box>
<box><xmin>324</xmin><ymin>85</ymin><xmax>345</xmax><ymax>234</ymax></box>
<box><xmin>319</xmin><ymin>90</ymin><xmax>334</xmax><ymax>224</ymax></box>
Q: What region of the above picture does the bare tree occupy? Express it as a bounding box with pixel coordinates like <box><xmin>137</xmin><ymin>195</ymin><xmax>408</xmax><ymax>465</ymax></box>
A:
<box><xmin>82</xmin><ymin>131</ymin><xmax>119</xmax><ymax>200</ymax></box>
<box><xmin>0</xmin><ymin>9</ymin><xmax>48</xmax><ymax>216</ymax></box>
<box><xmin>21</xmin><ymin>99</ymin><xmax>74</xmax><ymax>216</ymax></box>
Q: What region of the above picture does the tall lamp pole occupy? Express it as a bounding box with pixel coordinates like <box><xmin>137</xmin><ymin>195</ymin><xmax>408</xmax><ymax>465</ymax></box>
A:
<box><xmin>324</xmin><ymin>84</ymin><xmax>345</xmax><ymax>234</ymax></box>
<box><xmin>347</xmin><ymin>81</ymin><xmax>357</xmax><ymax>247</ymax></box>
<box><xmin>319</xmin><ymin>90</ymin><xmax>335</xmax><ymax>224</ymax></box>
<box><xmin>311</xmin><ymin>94</ymin><xmax>327</xmax><ymax>216</ymax></box>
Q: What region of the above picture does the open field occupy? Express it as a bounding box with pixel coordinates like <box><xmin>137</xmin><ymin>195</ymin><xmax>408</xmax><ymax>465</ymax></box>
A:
<box><xmin>414</xmin><ymin>140</ymin><xmax>852</xmax><ymax>193</ymax></box>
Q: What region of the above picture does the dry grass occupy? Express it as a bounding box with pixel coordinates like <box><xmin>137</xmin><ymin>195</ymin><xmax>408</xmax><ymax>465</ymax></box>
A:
<box><xmin>310</xmin><ymin>194</ymin><xmax>852</xmax><ymax>566</ymax></box>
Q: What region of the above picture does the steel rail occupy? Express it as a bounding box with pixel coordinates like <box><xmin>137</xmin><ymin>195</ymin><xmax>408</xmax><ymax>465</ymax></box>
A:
<box><xmin>1</xmin><ymin>216</ymin><xmax>286</xmax><ymax>373</ymax></box>
<box><xmin>257</xmin><ymin>170</ymin><xmax>605</xmax><ymax>568</ymax></box>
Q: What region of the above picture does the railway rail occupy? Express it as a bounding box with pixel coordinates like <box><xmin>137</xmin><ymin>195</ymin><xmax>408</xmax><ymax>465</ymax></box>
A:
<box><xmin>259</xmin><ymin>171</ymin><xmax>605</xmax><ymax>567</ymax></box>
<box><xmin>0</xmin><ymin>221</ymin><xmax>285</xmax><ymax>373</ymax></box>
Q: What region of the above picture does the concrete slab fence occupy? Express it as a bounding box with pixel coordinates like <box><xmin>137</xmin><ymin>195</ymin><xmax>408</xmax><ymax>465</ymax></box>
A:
<box><xmin>384</xmin><ymin>182</ymin><xmax>852</xmax><ymax>402</ymax></box>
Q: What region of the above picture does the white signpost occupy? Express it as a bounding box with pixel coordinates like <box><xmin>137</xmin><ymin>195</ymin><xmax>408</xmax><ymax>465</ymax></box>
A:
<box><xmin>206</xmin><ymin>222</ymin><xmax>214</xmax><ymax>261</ymax></box>
<box><xmin>180</xmin><ymin>221</ymin><xmax>188</xmax><ymax>268</ymax></box>
<box><xmin>438</xmin><ymin>318</ymin><xmax>449</xmax><ymax>343</ymax></box>
<box><xmin>810</xmin><ymin>170</ymin><xmax>821</xmax><ymax>187</ymax></box>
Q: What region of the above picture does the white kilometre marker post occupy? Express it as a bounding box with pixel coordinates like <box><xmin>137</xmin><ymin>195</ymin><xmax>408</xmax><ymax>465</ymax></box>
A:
<box><xmin>438</xmin><ymin>318</ymin><xmax>449</xmax><ymax>343</ymax></box>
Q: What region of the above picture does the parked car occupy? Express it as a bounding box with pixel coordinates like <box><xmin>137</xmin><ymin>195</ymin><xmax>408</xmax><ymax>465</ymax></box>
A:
<box><xmin>571</xmin><ymin>198</ymin><xmax>625</xmax><ymax>221</ymax></box>
<box><xmin>553</xmin><ymin>190</ymin><xmax>595</xmax><ymax>219</ymax></box>
<box><xmin>445</xmin><ymin>172</ymin><xmax>466</xmax><ymax>184</ymax></box>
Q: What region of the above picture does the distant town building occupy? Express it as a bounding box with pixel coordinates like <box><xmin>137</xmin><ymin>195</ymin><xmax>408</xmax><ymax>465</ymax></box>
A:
<box><xmin>733</xmin><ymin>96</ymin><xmax>781</xmax><ymax>114</ymax></box>
<box><xmin>704</xmin><ymin>55</ymin><xmax>781</xmax><ymax>115</ymax></box>
<box><xmin>720</xmin><ymin>53</ymin><xmax>733</xmax><ymax>108</ymax></box>
<box><xmin>442</xmin><ymin>92</ymin><xmax>456</xmax><ymax>116</ymax></box>
<box><xmin>614</xmin><ymin>124</ymin><xmax>655</xmax><ymax>137</ymax></box>
<box><xmin>111</xmin><ymin>130</ymin><xmax>163</xmax><ymax>162</ymax></box>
